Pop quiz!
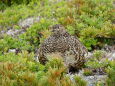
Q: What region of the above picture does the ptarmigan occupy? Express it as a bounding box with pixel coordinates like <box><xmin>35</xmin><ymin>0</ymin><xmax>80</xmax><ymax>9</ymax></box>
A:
<box><xmin>36</xmin><ymin>24</ymin><xmax>88</xmax><ymax>72</ymax></box>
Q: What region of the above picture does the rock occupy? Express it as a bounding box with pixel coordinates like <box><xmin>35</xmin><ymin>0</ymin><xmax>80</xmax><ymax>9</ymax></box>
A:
<box><xmin>1</xmin><ymin>16</ymin><xmax>41</xmax><ymax>37</ymax></box>
<box><xmin>6</xmin><ymin>29</ymin><xmax>19</xmax><ymax>35</ymax></box>
<box><xmin>106</xmin><ymin>51</ymin><xmax>115</xmax><ymax>61</ymax></box>
<box><xmin>102</xmin><ymin>44</ymin><xmax>115</xmax><ymax>52</ymax></box>
<box><xmin>1</xmin><ymin>30</ymin><xmax>5</xmax><ymax>34</ymax></box>
<box><xmin>86</xmin><ymin>49</ymin><xmax>115</xmax><ymax>61</ymax></box>
<box><xmin>0</xmin><ymin>25</ymin><xmax>25</xmax><ymax>37</ymax></box>
<box><xmin>85</xmin><ymin>52</ymin><xmax>93</xmax><ymax>59</ymax></box>
<box><xmin>6</xmin><ymin>29</ymin><xmax>25</xmax><ymax>37</ymax></box>
<box><xmin>84</xmin><ymin>75</ymin><xmax>107</xmax><ymax>86</ymax></box>
<box><xmin>8</xmin><ymin>49</ymin><xmax>16</xmax><ymax>53</ymax></box>
<box><xmin>19</xmin><ymin>16</ymin><xmax>41</xmax><ymax>29</ymax></box>
<box><xmin>67</xmin><ymin>70</ymin><xmax>107</xmax><ymax>86</ymax></box>
<box><xmin>8</xmin><ymin>49</ymin><xmax>21</xmax><ymax>54</ymax></box>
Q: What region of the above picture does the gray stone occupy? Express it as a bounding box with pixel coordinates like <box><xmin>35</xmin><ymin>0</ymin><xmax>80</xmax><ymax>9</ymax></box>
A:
<box><xmin>102</xmin><ymin>44</ymin><xmax>115</xmax><ymax>52</ymax></box>
<box><xmin>85</xmin><ymin>52</ymin><xmax>93</xmax><ymax>59</ymax></box>
<box><xmin>6</xmin><ymin>29</ymin><xmax>19</xmax><ymax>35</ymax></box>
<box><xmin>8</xmin><ymin>49</ymin><xmax>16</xmax><ymax>53</ymax></box>
<box><xmin>19</xmin><ymin>16</ymin><xmax>41</xmax><ymax>29</ymax></box>
<box><xmin>1</xmin><ymin>30</ymin><xmax>6</xmax><ymax>34</ymax></box>
<box><xmin>86</xmin><ymin>50</ymin><xmax>115</xmax><ymax>61</ymax></box>
<box><xmin>84</xmin><ymin>75</ymin><xmax>107</xmax><ymax>86</ymax></box>
<box><xmin>6</xmin><ymin>29</ymin><xmax>25</xmax><ymax>37</ymax></box>
<box><xmin>67</xmin><ymin>70</ymin><xmax>107</xmax><ymax>86</ymax></box>
<box><xmin>107</xmin><ymin>51</ymin><xmax>115</xmax><ymax>61</ymax></box>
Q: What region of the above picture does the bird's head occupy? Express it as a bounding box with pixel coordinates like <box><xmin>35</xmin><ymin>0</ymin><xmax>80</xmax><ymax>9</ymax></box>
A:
<box><xmin>49</xmin><ymin>24</ymin><xmax>69</xmax><ymax>36</ymax></box>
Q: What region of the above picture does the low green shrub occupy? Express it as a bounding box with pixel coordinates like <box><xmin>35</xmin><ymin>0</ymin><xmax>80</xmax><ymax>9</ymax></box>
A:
<box><xmin>0</xmin><ymin>51</ymin><xmax>87</xmax><ymax>86</ymax></box>
<box><xmin>1</xmin><ymin>0</ymin><xmax>115</xmax><ymax>51</ymax></box>
<box><xmin>106</xmin><ymin>61</ymin><xmax>115</xmax><ymax>86</ymax></box>
<box><xmin>85</xmin><ymin>50</ymin><xmax>109</xmax><ymax>69</ymax></box>
<box><xmin>83</xmin><ymin>68</ymin><xmax>93</xmax><ymax>76</ymax></box>
<box><xmin>74</xmin><ymin>75</ymin><xmax>87</xmax><ymax>86</ymax></box>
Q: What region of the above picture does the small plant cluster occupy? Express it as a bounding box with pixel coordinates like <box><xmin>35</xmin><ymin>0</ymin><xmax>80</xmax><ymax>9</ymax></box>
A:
<box><xmin>84</xmin><ymin>50</ymin><xmax>109</xmax><ymax>76</ymax></box>
<box><xmin>0</xmin><ymin>51</ymin><xmax>87</xmax><ymax>86</ymax></box>
<box><xmin>85</xmin><ymin>50</ymin><xmax>109</xmax><ymax>69</ymax></box>
<box><xmin>106</xmin><ymin>61</ymin><xmax>115</xmax><ymax>86</ymax></box>
<box><xmin>67</xmin><ymin>0</ymin><xmax>115</xmax><ymax>50</ymax></box>
<box><xmin>0</xmin><ymin>0</ymin><xmax>39</xmax><ymax>10</ymax></box>
<box><xmin>95</xmin><ymin>60</ymin><xmax>115</xmax><ymax>86</ymax></box>
<box><xmin>84</xmin><ymin>50</ymin><xmax>115</xmax><ymax>85</ymax></box>
<box><xmin>0</xmin><ymin>0</ymin><xmax>68</xmax><ymax>53</ymax></box>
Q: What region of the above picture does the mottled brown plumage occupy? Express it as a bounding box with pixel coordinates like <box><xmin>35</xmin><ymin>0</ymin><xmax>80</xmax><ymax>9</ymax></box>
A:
<box><xmin>36</xmin><ymin>24</ymin><xmax>88</xmax><ymax>72</ymax></box>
